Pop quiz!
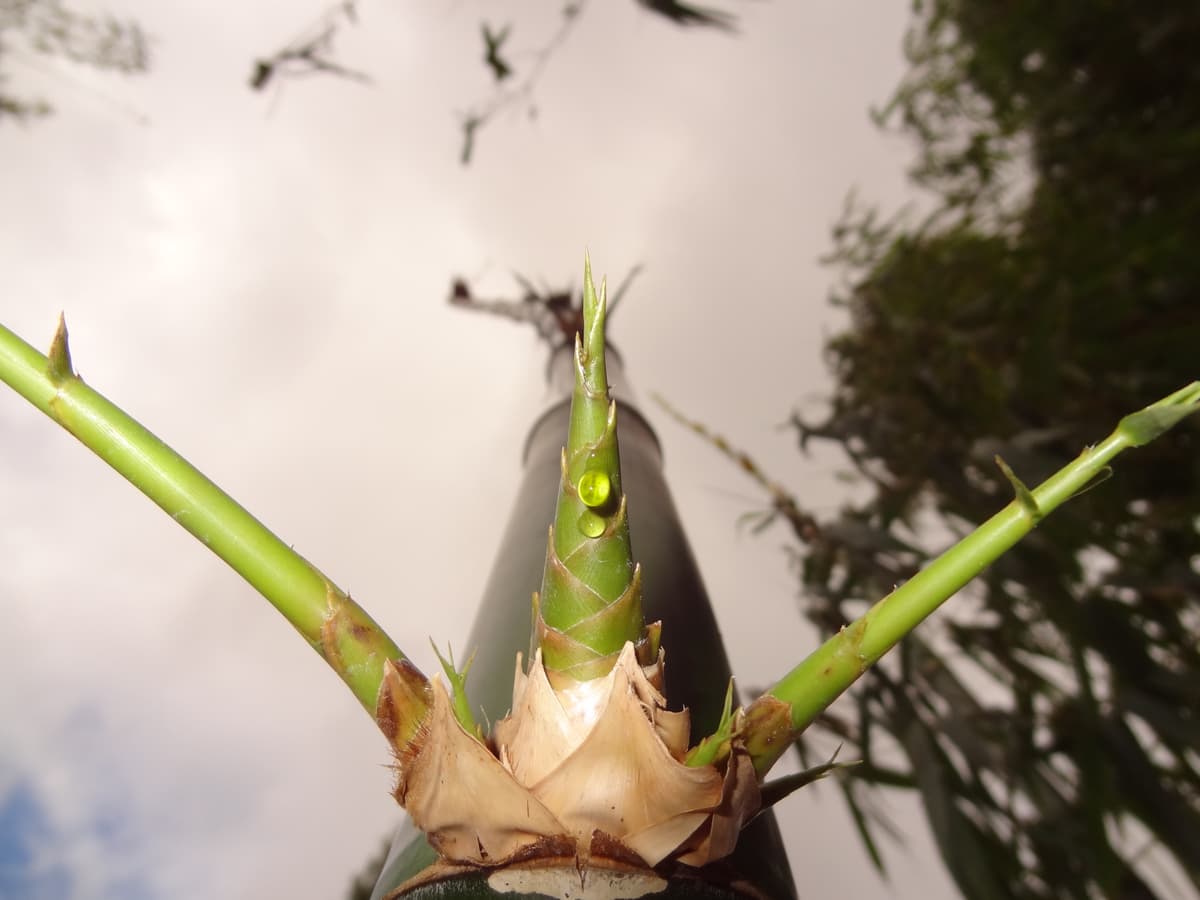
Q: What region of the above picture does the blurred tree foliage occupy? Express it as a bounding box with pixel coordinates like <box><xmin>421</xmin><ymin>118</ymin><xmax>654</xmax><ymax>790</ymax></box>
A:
<box><xmin>765</xmin><ymin>2</ymin><xmax>1200</xmax><ymax>897</ymax></box>
<box><xmin>0</xmin><ymin>0</ymin><xmax>148</xmax><ymax>121</ymax></box>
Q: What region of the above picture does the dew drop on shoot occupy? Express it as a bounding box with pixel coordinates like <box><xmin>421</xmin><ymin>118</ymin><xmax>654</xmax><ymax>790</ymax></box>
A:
<box><xmin>577</xmin><ymin>469</ymin><xmax>611</xmax><ymax>509</ymax></box>
<box><xmin>578</xmin><ymin>510</ymin><xmax>606</xmax><ymax>538</ymax></box>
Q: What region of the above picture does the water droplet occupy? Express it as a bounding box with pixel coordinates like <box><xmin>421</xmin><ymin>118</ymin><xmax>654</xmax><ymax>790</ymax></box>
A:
<box><xmin>577</xmin><ymin>469</ymin><xmax>611</xmax><ymax>508</ymax></box>
<box><xmin>578</xmin><ymin>510</ymin><xmax>606</xmax><ymax>538</ymax></box>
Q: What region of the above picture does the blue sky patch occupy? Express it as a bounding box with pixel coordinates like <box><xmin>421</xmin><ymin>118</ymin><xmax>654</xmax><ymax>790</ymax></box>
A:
<box><xmin>0</xmin><ymin>780</ymin><xmax>71</xmax><ymax>900</ymax></box>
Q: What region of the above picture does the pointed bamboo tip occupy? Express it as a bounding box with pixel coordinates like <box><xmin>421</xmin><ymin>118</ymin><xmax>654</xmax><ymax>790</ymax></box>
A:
<box><xmin>639</xmin><ymin>619</ymin><xmax>663</xmax><ymax>664</ymax></box>
<box><xmin>47</xmin><ymin>312</ymin><xmax>75</xmax><ymax>383</ymax></box>
<box><xmin>995</xmin><ymin>455</ymin><xmax>1041</xmax><ymax>521</ymax></box>
<box><xmin>579</xmin><ymin>254</ymin><xmax>608</xmax><ymax>394</ymax></box>
<box><xmin>376</xmin><ymin>658</ymin><xmax>433</xmax><ymax>748</ymax></box>
<box><xmin>1117</xmin><ymin>381</ymin><xmax>1200</xmax><ymax>446</ymax></box>
<box><xmin>429</xmin><ymin>639</ymin><xmax>481</xmax><ymax>736</ymax></box>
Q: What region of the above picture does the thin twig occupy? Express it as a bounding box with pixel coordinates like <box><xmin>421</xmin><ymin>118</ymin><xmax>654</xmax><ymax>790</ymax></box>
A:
<box><xmin>458</xmin><ymin>1</ymin><xmax>589</xmax><ymax>164</ymax></box>
<box><xmin>249</xmin><ymin>2</ymin><xmax>367</xmax><ymax>94</ymax></box>
<box><xmin>652</xmin><ymin>395</ymin><xmax>821</xmax><ymax>543</ymax></box>
<box><xmin>448</xmin><ymin>264</ymin><xmax>643</xmax><ymax>349</ymax></box>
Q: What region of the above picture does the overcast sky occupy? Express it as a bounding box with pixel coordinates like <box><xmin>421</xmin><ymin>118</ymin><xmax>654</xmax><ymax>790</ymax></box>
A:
<box><xmin>1</xmin><ymin>2</ymin><xmax>965</xmax><ymax>898</ymax></box>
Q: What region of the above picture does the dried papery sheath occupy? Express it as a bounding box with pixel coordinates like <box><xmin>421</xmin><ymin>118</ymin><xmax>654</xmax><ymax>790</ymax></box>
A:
<box><xmin>495</xmin><ymin>643</ymin><xmax>722</xmax><ymax>864</ymax></box>
<box><xmin>386</xmin><ymin>673</ymin><xmax>568</xmax><ymax>866</ymax></box>
<box><xmin>389</xmin><ymin>640</ymin><xmax>759</xmax><ymax>869</ymax></box>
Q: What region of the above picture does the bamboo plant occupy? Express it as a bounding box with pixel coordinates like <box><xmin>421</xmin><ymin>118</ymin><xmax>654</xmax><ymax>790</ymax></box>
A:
<box><xmin>1</xmin><ymin>257</ymin><xmax>1197</xmax><ymax>898</ymax></box>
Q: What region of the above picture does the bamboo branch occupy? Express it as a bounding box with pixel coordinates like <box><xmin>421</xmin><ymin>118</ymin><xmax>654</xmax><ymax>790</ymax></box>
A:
<box><xmin>0</xmin><ymin>317</ymin><xmax>427</xmax><ymax>724</ymax></box>
<box><xmin>739</xmin><ymin>382</ymin><xmax>1200</xmax><ymax>775</ymax></box>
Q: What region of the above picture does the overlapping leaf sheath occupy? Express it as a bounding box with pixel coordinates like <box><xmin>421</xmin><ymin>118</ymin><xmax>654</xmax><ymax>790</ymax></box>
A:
<box><xmin>533</xmin><ymin>257</ymin><xmax>654</xmax><ymax>685</ymax></box>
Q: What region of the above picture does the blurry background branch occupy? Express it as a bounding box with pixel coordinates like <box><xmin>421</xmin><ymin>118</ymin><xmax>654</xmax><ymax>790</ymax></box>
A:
<box><xmin>0</xmin><ymin>0</ymin><xmax>149</xmax><ymax>121</ymax></box>
<box><xmin>455</xmin><ymin>1</ymin><xmax>586</xmax><ymax>166</ymax></box>
<box><xmin>248</xmin><ymin>1</ymin><xmax>742</xmax><ymax>164</ymax></box>
<box><xmin>447</xmin><ymin>265</ymin><xmax>643</xmax><ymax>350</ymax></box>
<box><xmin>248</xmin><ymin>1</ymin><xmax>367</xmax><ymax>95</ymax></box>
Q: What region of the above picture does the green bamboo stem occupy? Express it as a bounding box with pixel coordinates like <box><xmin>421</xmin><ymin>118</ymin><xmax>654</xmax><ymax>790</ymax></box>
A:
<box><xmin>0</xmin><ymin>317</ymin><xmax>424</xmax><ymax>721</ymax></box>
<box><xmin>742</xmin><ymin>381</ymin><xmax>1200</xmax><ymax>775</ymax></box>
<box><xmin>534</xmin><ymin>256</ymin><xmax>648</xmax><ymax>682</ymax></box>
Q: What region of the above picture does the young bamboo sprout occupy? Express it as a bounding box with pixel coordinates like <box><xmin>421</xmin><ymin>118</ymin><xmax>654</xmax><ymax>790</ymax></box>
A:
<box><xmin>382</xmin><ymin>258</ymin><xmax>759</xmax><ymax>869</ymax></box>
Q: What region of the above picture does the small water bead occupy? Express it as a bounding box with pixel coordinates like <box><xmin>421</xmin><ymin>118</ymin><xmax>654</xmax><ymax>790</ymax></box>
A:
<box><xmin>577</xmin><ymin>469</ymin><xmax>612</xmax><ymax>509</ymax></box>
<box><xmin>578</xmin><ymin>510</ymin><xmax>607</xmax><ymax>538</ymax></box>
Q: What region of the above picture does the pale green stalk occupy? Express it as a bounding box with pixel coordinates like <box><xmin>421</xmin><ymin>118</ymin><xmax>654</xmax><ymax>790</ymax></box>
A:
<box><xmin>533</xmin><ymin>256</ymin><xmax>651</xmax><ymax>683</ymax></box>
<box><xmin>739</xmin><ymin>382</ymin><xmax>1200</xmax><ymax>775</ymax></box>
<box><xmin>0</xmin><ymin>317</ymin><xmax>425</xmax><ymax>723</ymax></box>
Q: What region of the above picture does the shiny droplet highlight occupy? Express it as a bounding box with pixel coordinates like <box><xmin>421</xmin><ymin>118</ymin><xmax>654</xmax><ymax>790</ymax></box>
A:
<box><xmin>578</xmin><ymin>510</ymin><xmax>606</xmax><ymax>538</ymax></box>
<box><xmin>577</xmin><ymin>469</ymin><xmax>611</xmax><ymax>509</ymax></box>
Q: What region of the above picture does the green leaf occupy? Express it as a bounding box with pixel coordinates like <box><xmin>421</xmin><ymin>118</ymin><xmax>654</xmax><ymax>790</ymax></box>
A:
<box><xmin>430</xmin><ymin>642</ymin><xmax>480</xmax><ymax>737</ymax></box>
<box><xmin>839</xmin><ymin>779</ymin><xmax>888</xmax><ymax>877</ymax></box>
<box><xmin>758</xmin><ymin>745</ymin><xmax>860</xmax><ymax>809</ymax></box>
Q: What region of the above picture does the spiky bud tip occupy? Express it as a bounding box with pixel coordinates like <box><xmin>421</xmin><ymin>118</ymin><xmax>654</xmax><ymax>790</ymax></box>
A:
<box><xmin>47</xmin><ymin>313</ymin><xmax>75</xmax><ymax>383</ymax></box>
